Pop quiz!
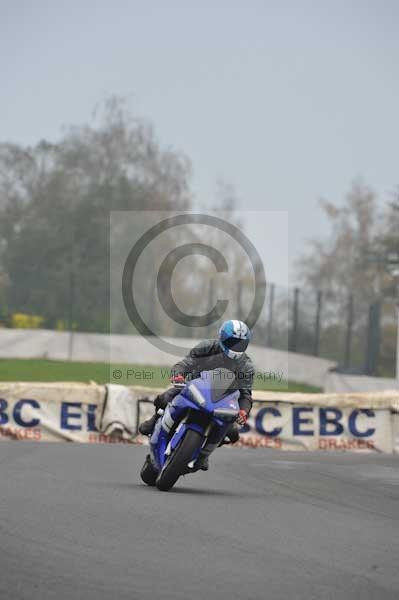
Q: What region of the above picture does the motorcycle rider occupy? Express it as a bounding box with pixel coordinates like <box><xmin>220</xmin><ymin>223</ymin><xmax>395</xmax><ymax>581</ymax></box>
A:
<box><xmin>138</xmin><ymin>319</ymin><xmax>254</xmax><ymax>470</ymax></box>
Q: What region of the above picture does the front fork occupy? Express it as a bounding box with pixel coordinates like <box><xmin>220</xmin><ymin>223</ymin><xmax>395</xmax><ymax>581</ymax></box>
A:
<box><xmin>198</xmin><ymin>420</ymin><xmax>231</xmax><ymax>459</ymax></box>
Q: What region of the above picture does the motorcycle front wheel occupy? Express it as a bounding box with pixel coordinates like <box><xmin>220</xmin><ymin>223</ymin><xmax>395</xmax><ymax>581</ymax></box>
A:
<box><xmin>156</xmin><ymin>429</ymin><xmax>203</xmax><ymax>492</ymax></box>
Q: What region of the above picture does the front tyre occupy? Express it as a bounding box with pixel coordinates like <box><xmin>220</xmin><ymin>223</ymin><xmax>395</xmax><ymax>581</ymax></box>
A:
<box><xmin>140</xmin><ymin>454</ymin><xmax>158</xmax><ymax>486</ymax></box>
<box><xmin>156</xmin><ymin>429</ymin><xmax>203</xmax><ymax>492</ymax></box>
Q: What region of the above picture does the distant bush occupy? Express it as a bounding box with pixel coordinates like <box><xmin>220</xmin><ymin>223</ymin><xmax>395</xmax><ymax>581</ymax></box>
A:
<box><xmin>10</xmin><ymin>313</ymin><xmax>44</xmax><ymax>329</ymax></box>
<box><xmin>56</xmin><ymin>320</ymin><xmax>66</xmax><ymax>331</ymax></box>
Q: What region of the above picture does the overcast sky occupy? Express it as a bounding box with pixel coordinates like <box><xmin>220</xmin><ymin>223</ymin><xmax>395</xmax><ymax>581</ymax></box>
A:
<box><xmin>2</xmin><ymin>0</ymin><xmax>398</xmax><ymax>281</ymax></box>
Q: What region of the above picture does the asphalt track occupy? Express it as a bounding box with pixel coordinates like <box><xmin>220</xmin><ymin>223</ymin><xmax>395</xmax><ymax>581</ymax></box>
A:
<box><xmin>1</xmin><ymin>443</ymin><xmax>398</xmax><ymax>600</ymax></box>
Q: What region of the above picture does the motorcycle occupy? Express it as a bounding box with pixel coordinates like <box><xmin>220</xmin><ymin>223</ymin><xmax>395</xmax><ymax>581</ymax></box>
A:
<box><xmin>140</xmin><ymin>368</ymin><xmax>240</xmax><ymax>491</ymax></box>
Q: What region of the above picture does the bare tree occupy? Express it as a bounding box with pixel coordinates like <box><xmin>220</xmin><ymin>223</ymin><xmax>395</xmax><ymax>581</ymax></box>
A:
<box><xmin>297</xmin><ymin>180</ymin><xmax>385</xmax><ymax>310</ymax></box>
<box><xmin>0</xmin><ymin>97</ymin><xmax>193</xmax><ymax>331</ymax></box>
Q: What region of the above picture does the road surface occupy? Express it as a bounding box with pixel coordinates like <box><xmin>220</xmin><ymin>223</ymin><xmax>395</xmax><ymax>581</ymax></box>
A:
<box><xmin>1</xmin><ymin>442</ymin><xmax>398</xmax><ymax>599</ymax></box>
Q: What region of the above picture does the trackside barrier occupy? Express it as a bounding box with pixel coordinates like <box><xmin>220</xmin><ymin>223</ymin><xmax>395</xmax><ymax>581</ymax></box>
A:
<box><xmin>0</xmin><ymin>382</ymin><xmax>105</xmax><ymax>443</ymax></box>
<box><xmin>0</xmin><ymin>382</ymin><xmax>398</xmax><ymax>453</ymax></box>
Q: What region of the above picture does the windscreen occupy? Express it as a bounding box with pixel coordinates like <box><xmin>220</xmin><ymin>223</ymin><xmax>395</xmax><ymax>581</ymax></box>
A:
<box><xmin>203</xmin><ymin>369</ymin><xmax>238</xmax><ymax>403</ymax></box>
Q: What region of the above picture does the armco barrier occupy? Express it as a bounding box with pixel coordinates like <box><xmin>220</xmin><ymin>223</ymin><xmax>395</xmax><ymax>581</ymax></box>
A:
<box><xmin>0</xmin><ymin>382</ymin><xmax>398</xmax><ymax>452</ymax></box>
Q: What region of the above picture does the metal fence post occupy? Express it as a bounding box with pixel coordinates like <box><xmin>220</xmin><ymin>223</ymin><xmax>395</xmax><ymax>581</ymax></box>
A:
<box><xmin>67</xmin><ymin>266</ymin><xmax>75</xmax><ymax>361</ymax></box>
<box><xmin>396</xmin><ymin>301</ymin><xmax>399</xmax><ymax>383</ymax></box>
<box><xmin>344</xmin><ymin>294</ymin><xmax>354</xmax><ymax>369</ymax></box>
<box><xmin>290</xmin><ymin>287</ymin><xmax>299</xmax><ymax>352</ymax></box>
<box><xmin>267</xmin><ymin>283</ymin><xmax>275</xmax><ymax>347</ymax></box>
<box><xmin>364</xmin><ymin>300</ymin><xmax>381</xmax><ymax>375</ymax></box>
<box><xmin>313</xmin><ymin>290</ymin><xmax>322</xmax><ymax>356</ymax></box>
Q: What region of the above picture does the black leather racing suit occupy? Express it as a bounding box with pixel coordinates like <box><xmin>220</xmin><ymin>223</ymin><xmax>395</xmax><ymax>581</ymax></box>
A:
<box><xmin>154</xmin><ymin>339</ymin><xmax>255</xmax><ymax>414</ymax></box>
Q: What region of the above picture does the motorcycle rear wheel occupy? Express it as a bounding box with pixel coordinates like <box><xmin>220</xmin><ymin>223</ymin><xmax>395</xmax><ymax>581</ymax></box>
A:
<box><xmin>156</xmin><ymin>429</ymin><xmax>203</xmax><ymax>492</ymax></box>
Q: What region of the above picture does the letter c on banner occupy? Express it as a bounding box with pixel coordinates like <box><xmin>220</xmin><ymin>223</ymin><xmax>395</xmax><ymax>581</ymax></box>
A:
<box><xmin>13</xmin><ymin>399</ymin><xmax>40</xmax><ymax>428</ymax></box>
<box><xmin>255</xmin><ymin>407</ymin><xmax>282</xmax><ymax>437</ymax></box>
<box><xmin>348</xmin><ymin>409</ymin><xmax>376</xmax><ymax>438</ymax></box>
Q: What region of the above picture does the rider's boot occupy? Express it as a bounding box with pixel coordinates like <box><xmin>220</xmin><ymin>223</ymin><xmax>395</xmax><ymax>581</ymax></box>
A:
<box><xmin>138</xmin><ymin>413</ymin><xmax>158</xmax><ymax>436</ymax></box>
<box><xmin>138</xmin><ymin>393</ymin><xmax>168</xmax><ymax>436</ymax></box>
<box><xmin>195</xmin><ymin>454</ymin><xmax>209</xmax><ymax>471</ymax></box>
<box><xmin>226</xmin><ymin>422</ymin><xmax>240</xmax><ymax>444</ymax></box>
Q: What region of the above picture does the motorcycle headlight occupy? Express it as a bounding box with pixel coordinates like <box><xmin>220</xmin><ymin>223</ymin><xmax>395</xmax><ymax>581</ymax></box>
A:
<box><xmin>213</xmin><ymin>408</ymin><xmax>238</xmax><ymax>422</ymax></box>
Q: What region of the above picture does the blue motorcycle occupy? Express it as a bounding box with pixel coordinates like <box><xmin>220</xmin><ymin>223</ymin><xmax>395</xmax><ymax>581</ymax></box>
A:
<box><xmin>140</xmin><ymin>368</ymin><xmax>240</xmax><ymax>491</ymax></box>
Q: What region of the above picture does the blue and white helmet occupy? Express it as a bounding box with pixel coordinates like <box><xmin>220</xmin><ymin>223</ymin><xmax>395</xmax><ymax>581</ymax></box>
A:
<box><xmin>219</xmin><ymin>320</ymin><xmax>251</xmax><ymax>360</ymax></box>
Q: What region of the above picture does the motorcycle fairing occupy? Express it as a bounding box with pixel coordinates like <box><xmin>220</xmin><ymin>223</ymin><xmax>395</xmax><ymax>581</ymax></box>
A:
<box><xmin>149</xmin><ymin>371</ymin><xmax>240</xmax><ymax>472</ymax></box>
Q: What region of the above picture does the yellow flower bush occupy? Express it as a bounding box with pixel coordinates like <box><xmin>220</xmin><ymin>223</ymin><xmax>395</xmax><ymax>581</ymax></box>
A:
<box><xmin>10</xmin><ymin>313</ymin><xmax>44</xmax><ymax>329</ymax></box>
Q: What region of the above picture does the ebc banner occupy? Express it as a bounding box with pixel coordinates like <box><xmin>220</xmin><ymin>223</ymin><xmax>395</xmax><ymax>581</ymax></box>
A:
<box><xmin>0</xmin><ymin>383</ymin><xmax>105</xmax><ymax>443</ymax></box>
<box><xmin>239</xmin><ymin>402</ymin><xmax>393</xmax><ymax>452</ymax></box>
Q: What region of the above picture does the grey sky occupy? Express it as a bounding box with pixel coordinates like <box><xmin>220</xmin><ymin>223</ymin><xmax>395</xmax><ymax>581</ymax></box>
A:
<box><xmin>2</xmin><ymin>0</ymin><xmax>399</xmax><ymax>282</ymax></box>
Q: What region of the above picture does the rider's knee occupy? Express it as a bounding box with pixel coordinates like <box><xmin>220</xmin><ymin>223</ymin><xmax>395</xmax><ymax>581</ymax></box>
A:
<box><xmin>154</xmin><ymin>393</ymin><xmax>168</xmax><ymax>411</ymax></box>
<box><xmin>227</xmin><ymin>423</ymin><xmax>240</xmax><ymax>444</ymax></box>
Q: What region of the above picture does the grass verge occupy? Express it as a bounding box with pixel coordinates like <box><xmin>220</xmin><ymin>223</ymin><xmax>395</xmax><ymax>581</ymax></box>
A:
<box><xmin>0</xmin><ymin>358</ymin><xmax>321</xmax><ymax>393</ymax></box>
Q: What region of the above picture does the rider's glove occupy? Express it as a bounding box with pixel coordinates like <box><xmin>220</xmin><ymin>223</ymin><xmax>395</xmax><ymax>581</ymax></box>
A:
<box><xmin>236</xmin><ymin>409</ymin><xmax>248</xmax><ymax>426</ymax></box>
<box><xmin>170</xmin><ymin>374</ymin><xmax>185</xmax><ymax>386</ymax></box>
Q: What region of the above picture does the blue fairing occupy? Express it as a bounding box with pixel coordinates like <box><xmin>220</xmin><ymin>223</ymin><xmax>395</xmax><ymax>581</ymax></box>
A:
<box><xmin>149</xmin><ymin>370</ymin><xmax>240</xmax><ymax>473</ymax></box>
<box><xmin>169</xmin><ymin>421</ymin><xmax>204</xmax><ymax>454</ymax></box>
<box><xmin>149</xmin><ymin>396</ymin><xmax>204</xmax><ymax>470</ymax></box>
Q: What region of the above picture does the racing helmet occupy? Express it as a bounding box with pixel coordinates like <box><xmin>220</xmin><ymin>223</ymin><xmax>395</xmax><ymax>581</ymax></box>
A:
<box><xmin>219</xmin><ymin>320</ymin><xmax>251</xmax><ymax>360</ymax></box>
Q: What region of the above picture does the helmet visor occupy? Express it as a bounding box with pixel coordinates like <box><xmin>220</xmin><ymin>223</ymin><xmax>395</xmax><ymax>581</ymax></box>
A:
<box><xmin>223</xmin><ymin>337</ymin><xmax>249</xmax><ymax>353</ymax></box>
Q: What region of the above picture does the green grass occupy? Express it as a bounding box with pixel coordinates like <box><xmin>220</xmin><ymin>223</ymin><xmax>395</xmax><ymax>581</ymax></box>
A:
<box><xmin>0</xmin><ymin>358</ymin><xmax>321</xmax><ymax>393</ymax></box>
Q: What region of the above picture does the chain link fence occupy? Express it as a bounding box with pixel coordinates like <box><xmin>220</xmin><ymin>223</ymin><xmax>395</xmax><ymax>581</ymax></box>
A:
<box><xmin>263</xmin><ymin>284</ymin><xmax>396</xmax><ymax>377</ymax></box>
<box><xmin>0</xmin><ymin>277</ymin><xmax>396</xmax><ymax>377</ymax></box>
